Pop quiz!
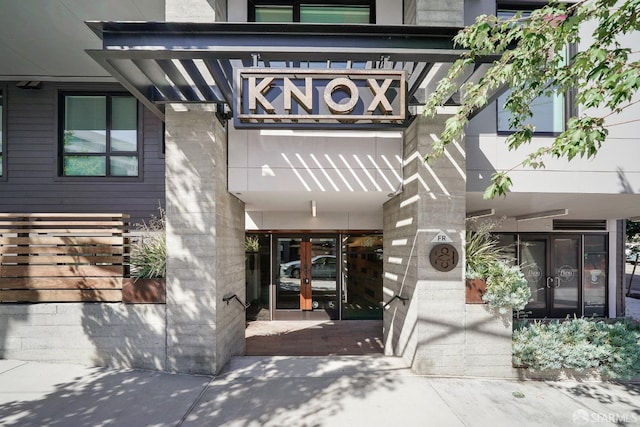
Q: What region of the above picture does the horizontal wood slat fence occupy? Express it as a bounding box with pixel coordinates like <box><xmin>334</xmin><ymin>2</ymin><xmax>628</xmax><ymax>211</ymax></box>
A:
<box><xmin>0</xmin><ymin>213</ymin><xmax>129</xmax><ymax>303</ymax></box>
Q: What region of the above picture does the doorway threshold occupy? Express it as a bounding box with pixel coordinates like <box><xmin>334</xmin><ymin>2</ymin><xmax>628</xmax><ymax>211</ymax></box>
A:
<box><xmin>245</xmin><ymin>320</ymin><xmax>383</xmax><ymax>356</ymax></box>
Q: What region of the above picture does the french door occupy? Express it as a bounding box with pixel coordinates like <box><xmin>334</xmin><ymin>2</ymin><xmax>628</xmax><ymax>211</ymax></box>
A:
<box><xmin>274</xmin><ymin>235</ymin><xmax>338</xmax><ymax>320</ymax></box>
<box><xmin>520</xmin><ymin>235</ymin><xmax>581</xmax><ymax>318</ymax></box>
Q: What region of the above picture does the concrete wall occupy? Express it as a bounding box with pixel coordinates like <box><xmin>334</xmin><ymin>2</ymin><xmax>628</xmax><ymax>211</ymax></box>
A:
<box><xmin>165</xmin><ymin>106</ymin><xmax>245</xmax><ymax>375</ymax></box>
<box><xmin>383</xmin><ymin>115</ymin><xmax>514</xmax><ymax>377</ymax></box>
<box><xmin>0</xmin><ymin>304</ymin><xmax>166</xmax><ymax>371</ymax></box>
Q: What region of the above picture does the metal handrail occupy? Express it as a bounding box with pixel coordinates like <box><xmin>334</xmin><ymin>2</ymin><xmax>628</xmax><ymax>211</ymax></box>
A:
<box><xmin>222</xmin><ymin>294</ymin><xmax>250</xmax><ymax>310</ymax></box>
<box><xmin>381</xmin><ymin>294</ymin><xmax>409</xmax><ymax>309</ymax></box>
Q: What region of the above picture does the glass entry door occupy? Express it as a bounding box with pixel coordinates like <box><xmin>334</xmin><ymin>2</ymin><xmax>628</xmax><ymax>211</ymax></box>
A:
<box><xmin>275</xmin><ymin>236</ymin><xmax>338</xmax><ymax>320</ymax></box>
<box><xmin>520</xmin><ymin>235</ymin><xmax>581</xmax><ymax>318</ymax></box>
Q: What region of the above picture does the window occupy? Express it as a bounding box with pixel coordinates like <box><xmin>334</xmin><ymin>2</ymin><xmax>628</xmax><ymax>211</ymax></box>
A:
<box><xmin>61</xmin><ymin>94</ymin><xmax>139</xmax><ymax>177</ymax></box>
<box><xmin>0</xmin><ymin>91</ymin><xmax>4</xmax><ymax>177</ymax></box>
<box><xmin>249</xmin><ymin>1</ymin><xmax>374</xmax><ymax>23</ymax></box>
<box><xmin>496</xmin><ymin>8</ymin><xmax>568</xmax><ymax>134</ymax></box>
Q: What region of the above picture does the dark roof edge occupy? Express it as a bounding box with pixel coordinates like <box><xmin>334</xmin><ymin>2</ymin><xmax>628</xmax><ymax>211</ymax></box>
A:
<box><xmin>85</xmin><ymin>21</ymin><xmax>462</xmax><ymax>39</ymax></box>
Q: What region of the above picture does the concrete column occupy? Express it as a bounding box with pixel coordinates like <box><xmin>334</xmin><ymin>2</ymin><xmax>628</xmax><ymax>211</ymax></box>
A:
<box><xmin>165</xmin><ymin>106</ymin><xmax>245</xmax><ymax>374</ymax></box>
<box><xmin>383</xmin><ymin>115</ymin><xmax>514</xmax><ymax>377</ymax></box>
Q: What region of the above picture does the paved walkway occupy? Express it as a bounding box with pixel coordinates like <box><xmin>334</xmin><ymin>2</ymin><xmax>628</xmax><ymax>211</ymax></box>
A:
<box><xmin>1</xmin><ymin>357</ymin><xmax>639</xmax><ymax>427</ymax></box>
<box><xmin>246</xmin><ymin>320</ymin><xmax>384</xmax><ymax>356</ymax></box>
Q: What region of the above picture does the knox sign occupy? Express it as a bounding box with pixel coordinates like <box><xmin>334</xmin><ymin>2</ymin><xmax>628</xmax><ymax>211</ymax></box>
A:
<box><xmin>234</xmin><ymin>69</ymin><xmax>406</xmax><ymax>128</ymax></box>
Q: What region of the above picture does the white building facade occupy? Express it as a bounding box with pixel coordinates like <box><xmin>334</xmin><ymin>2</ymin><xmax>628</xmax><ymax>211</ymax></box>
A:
<box><xmin>0</xmin><ymin>0</ymin><xmax>637</xmax><ymax>376</ymax></box>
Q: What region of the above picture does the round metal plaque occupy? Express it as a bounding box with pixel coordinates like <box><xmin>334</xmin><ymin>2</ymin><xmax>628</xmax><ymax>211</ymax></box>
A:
<box><xmin>429</xmin><ymin>244</ymin><xmax>459</xmax><ymax>272</ymax></box>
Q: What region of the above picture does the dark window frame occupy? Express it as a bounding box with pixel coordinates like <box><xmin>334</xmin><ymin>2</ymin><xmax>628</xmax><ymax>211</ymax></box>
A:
<box><xmin>248</xmin><ymin>0</ymin><xmax>376</xmax><ymax>23</ymax></box>
<box><xmin>0</xmin><ymin>86</ymin><xmax>6</xmax><ymax>181</ymax></box>
<box><xmin>58</xmin><ymin>92</ymin><xmax>143</xmax><ymax>181</ymax></box>
<box><xmin>495</xmin><ymin>4</ymin><xmax>575</xmax><ymax>137</ymax></box>
<box><xmin>495</xmin><ymin>231</ymin><xmax>609</xmax><ymax>318</ymax></box>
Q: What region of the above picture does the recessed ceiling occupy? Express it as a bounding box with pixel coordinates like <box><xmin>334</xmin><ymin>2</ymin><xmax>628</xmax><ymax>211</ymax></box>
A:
<box><xmin>0</xmin><ymin>0</ymin><xmax>164</xmax><ymax>81</ymax></box>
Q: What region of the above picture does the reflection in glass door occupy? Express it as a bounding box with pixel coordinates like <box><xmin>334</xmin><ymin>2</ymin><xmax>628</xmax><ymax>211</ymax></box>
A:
<box><xmin>552</xmin><ymin>236</ymin><xmax>580</xmax><ymax>317</ymax></box>
<box><xmin>520</xmin><ymin>237</ymin><xmax>547</xmax><ymax>316</ymax></box>
<box><xmin>342</xmin><ymin>234</ymin><xmax>383</xmax><ymax>320</ymax></box>
<box><xmin>275</xmin><ymin>236</ymin><xmax>337</xmax><ymax>320</ymax></box>
<box><xmin>276</xmin><ymin>237</ymin><xmax>302</xmax><ymax>310</ymax></box>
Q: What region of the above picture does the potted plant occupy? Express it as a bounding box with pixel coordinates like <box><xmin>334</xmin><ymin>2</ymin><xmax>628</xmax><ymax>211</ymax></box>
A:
<box><xmin>465</xmin><ymin>221</ymin><xmax>504</xmax><ymax>303</ymax></box>
<box><xmin>465</xmin><ymin>220</ymin><xmax>530</xmax><ymax>313</ymax></box>
<box><xmin>123</xmin><ymin>208</ymin><xmax>167</xmax><ymax>303</ymax></box>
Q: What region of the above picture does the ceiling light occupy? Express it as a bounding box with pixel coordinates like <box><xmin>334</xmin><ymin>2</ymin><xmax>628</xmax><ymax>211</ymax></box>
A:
<box><xmin>311</xmin><ymin>200</ymin><xmax>317</xmax><ymax>217</ymax></box>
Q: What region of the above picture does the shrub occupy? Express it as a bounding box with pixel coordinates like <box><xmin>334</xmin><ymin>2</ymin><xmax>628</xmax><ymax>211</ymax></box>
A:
<box><xmin>513</xmin><ymin>317</ymin><xmax>640</xmax><ymax>379</ymax></box>
<box><xmin>483</xmin><ymin>261</ymin><xmax>531</xmax><ymax>314</ymax></box>
<box><xmin>130</xmin><ymin>209</ymin><xmax>166</xmax><ymax>279</ymax></box>
<box><xmin>465</xmin><ymin>223</ymin><xmax>507</xmax><ymax>279</ymax></box>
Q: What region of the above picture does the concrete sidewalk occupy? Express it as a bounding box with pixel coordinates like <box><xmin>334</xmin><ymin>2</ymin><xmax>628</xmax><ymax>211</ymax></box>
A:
<box><xmin>0</xmin><ymin>356</ymin><xmax>639</xmax><ymax>427</ymax></box>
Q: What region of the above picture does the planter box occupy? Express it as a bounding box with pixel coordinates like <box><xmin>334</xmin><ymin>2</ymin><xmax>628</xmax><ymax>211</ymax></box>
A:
<box><xmin>122</xmin><ymin>278</ymin><xmax>166</xmax><ymax>304</ymax></box>
<box><xmin>465</xmin><ymin>278</ymin><xmax>487</xmax><ymax>304</ymax></box>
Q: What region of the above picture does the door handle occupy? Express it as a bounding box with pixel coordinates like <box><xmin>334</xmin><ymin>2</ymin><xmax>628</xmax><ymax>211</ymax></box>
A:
<box><xmin>546</xmin><ymin>277</ymin><xmax>554</xmax><ymax>288</ymax></box>
<box><xmin>547</xmin><ymin>277</ymin><xmax>560</xmax><ymax>288</ymax></box>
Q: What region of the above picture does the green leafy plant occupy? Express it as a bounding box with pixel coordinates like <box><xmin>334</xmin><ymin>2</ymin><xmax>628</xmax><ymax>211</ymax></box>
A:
<box><xmin>465</xmin><ymin>221</ymin><xmax>507</xmax><ymax>279</ymax></box>
<box><xmin>513</xmin><ymin>317</ymin><xmax>640</xmax><ymax>379</ymax></box>
<box><xmin>245</xmin><ymin>235</ymin><xmax>259</xmax><ymax>252</ymax></box>
<box><xmin>483</xmin><ymin>261</ymin><xmax>531</xmax><ymax>314</ymax></box>
<box><xmin>466</xmin><ymin>220</ymin><xmax>531</xmax><ymax>312</ymax></box>
<box><xmin>130</xmin><ymin>208</ymin><xmax>166</xmax><ymax>279</ymax></box>
<box><xmin>424</xmin><ymin>0</ymin><xmax>640</xmax><ymax>199</ymax></box>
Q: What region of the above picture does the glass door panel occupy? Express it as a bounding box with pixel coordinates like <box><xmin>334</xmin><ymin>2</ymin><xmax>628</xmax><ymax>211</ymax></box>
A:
<box><xmin>309</xmin><ymin>238</ymin><xmax>338</xmax><ymax>317</ymax></box>
<box><xmin>520</xmin><ymin>235</ymin><xmax>585</xmax><ymax>318</ymax></box>
<box><xmin>276</xmin><ymin>237</ymin><xmax>302</xmax><ymax>309</ymax></box>
<box><xmin>583</xmin><ymin>235</ymin><xmax>607</xmax><ymax>317</ymax></box>
<box><xmin>551</xmin><ymin>236</ymin><xmax>580</xmax><ymax>317</ymax></box>
<box><xmin>520</xmin><ymin>237</ymin><xmax>548</xmax><ymax>317</ymax></box>
<box><xmin>341</xmin><ymin>234</ymin><xmax>383</xmax><ymax>320</ymax></box>
<box><xmin>274</xmin><ymin>235</ymin><xmax>338</xmax><ymax>319</ymax></box>
<box><xmin>245</xmin><ymin>234</ymin><xmax>271</xmax><ymax>321</ymax></box>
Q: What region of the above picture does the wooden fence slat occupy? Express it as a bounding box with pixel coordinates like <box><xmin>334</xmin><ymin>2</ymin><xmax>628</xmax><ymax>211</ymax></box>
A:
<box><xmin>0</xmin><ymin>255</ymin><xmax>126</xmax><ymax>265</ymax></box>
<box><xmin>0</xmin><ymin>213</ymin><xmax>129</xmax><ymax>303</ymax></box>
<box><xmin>0</xmin><ymin>289</ymin><xmax>123</xmax><ymax>302</ymax></box>
<box><xmin>0</xmin><ymin>228</ymin><xmax>124</xmax><ymax>234</ymax></box>
<box><xmin>0</xmin><ymin>213</ymin><xmax>128</xmax><ymax>218</ymax></box>
<box><xmin>0</xmin><ymin>246</ymin><xmax>126</xmax><ymax>255</ymax></box>
<box><xmin>0</xmin><ymin>265</ymin><xmax>124</xmax><ymax>277</ymax></box>
<box><xmin>0</xmin><ymin>247</ymin><xmax>127</xmax><ymax>256</ymax></box>
<box><xmin>0</xmin><ymin>236</ymin><xmax>123</xmax><ymax>245</ymax></box>
<box><xmin>0</xmin><ymin>277</ymin><xmax>123</xmax><ymax>289</ymax></box>
<box><xmin>0</xmin><ymin>221</ymin><xmax>125</xmax><ymax>227</ymax></box>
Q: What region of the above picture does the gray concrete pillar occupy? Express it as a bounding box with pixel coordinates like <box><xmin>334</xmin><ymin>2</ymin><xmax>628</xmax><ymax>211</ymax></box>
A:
<box><xmin>165</xmin><ymin>106</ymin><xmax>245</xmax><ymax>374</ymax></box>
<box><xmin>383</xmin><ymin>115</ymin><xmax>514</xmax><ymax>377</ymax></box>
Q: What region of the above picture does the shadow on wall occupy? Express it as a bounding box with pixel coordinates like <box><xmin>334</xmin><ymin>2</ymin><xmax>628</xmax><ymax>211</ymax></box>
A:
<box><xmin>0</xmin><ymin>308</ymin><xmax>29</xmax><ymax>360</ymax></box>
<box><xmin>617</xmin><ymin>167</ymin><xmax>638</xmax><ymax>194</ymax></box>
<box><xmin>81</xmin><ymin>304</ymin><xmax>167</xmax><ymax>371</ymax></box>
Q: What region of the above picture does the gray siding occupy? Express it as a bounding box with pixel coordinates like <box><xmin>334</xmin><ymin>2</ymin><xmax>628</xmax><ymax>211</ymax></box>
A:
<box><xmin>0</xmin><ymin>82</ymin><xmax>165</xmax><ymax>224</ymax></box>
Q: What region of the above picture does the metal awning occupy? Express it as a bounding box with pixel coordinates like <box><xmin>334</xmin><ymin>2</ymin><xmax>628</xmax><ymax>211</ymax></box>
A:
<box><xmin>86</xmin><ymin>22</ymin><xmax>496</xmax><ymax>123</ymax></box>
